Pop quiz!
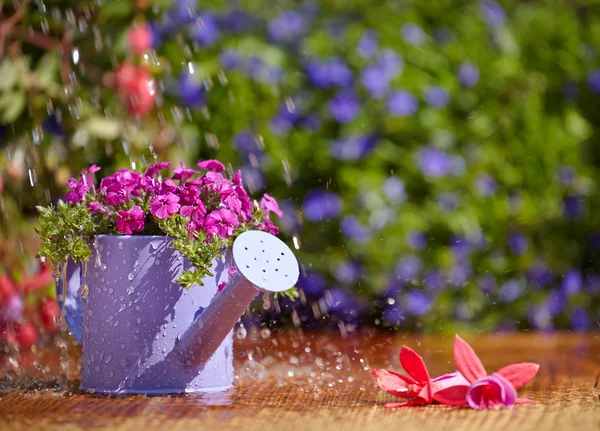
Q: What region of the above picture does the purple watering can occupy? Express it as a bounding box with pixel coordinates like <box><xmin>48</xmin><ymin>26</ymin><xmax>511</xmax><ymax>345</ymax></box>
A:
<box><xmin>57</xmin><ymin>230</ymin><xmax>299</xmax><ymax>394</ymax></box>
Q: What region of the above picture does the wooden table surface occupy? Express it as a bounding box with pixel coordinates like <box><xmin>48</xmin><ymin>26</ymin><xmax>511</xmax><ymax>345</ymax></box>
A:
<box><xmin>1</xmin><ymin>330</ymin><xmax>599</xmax><ymax>431</ymax></box>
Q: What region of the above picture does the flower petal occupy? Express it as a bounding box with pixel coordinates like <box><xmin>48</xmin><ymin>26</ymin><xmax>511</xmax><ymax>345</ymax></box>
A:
<box><xmin>399</xmin><ymin>346</ymin><xmax>430</xmax><ymax>384</ymax></box>
<box><xmin>453</xmin><ymin>335</ymin><xmax>487</xmax><ymax>383</ymax></box>
<box><xmin>370</xmin><ymin>369</ymin><xmax>414</xmax><ymax>398</ymax></box>
<box><xmin>515</xmin><ymin>398</ymin><xmax>535</xmax><ymax>404</ymax></box>
<box><xmin>384</xmin><ymin>399</ymin><xmax>428</xmax><ymax>408</ymax></box>
<box><xmin>433</xmin><ymin>385</ymin><xmax>470</xmax><ymax>406</ymax></box>
<box><xmin>497</xmin><ymin>363</ymin><xmax>539</xmax><ymax>389</ymax></box>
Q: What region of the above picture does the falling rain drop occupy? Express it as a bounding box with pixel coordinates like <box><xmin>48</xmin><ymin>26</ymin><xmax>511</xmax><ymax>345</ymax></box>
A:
<box><xmin>235</xmin><ymin>324</ymin><xmax>247</xmax><ymax>340</ymax></box>
<box><xmin>259</xmin><ymin>328</ymin><xmax>271</xmax><ymax>339</ymax></box>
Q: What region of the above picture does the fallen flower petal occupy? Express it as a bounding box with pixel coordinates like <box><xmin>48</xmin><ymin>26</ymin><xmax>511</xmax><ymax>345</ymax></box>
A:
<box><xmin>467</xmin><ymin>373</ymin><xmax>517</xmax><ymax>410</ymax></box>
<box><xmin>384</xmin><ymin>399</ymin><xmax>428</xmax><ymax>408</ymax></box>
<box><xmin>370</xmin><ymin>368</ymin><xmax>414</xmax><ymax>398</ymax></box>
<box><xmin>496</xmin><ymin>363</ymin><xmax>540</xmax><ymax>389</ymax></box>
<box><xmin>454</xmin><ymin>335</ymin><xmax>487</xmax><ymax>383</ymax></box>
<box><xmin>399</xmin><ymin>346</ymin><xmax>430</xmax><ymax>384</ymax></box>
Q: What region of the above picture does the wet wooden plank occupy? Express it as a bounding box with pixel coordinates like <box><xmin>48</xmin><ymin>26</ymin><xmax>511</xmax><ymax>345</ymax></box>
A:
<box><xmin>1</xmin><ymin>332</ymin><xmax>599</xmax><ymax>431</ymax></box>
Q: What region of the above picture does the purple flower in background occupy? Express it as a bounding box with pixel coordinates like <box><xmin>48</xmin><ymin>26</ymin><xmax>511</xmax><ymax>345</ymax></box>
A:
<box><xmin>233</xmin><ymin>131</ymin><xmax>259</xmax><ymax>154</ymax></box>
<box><xmin>329</xmin><ymin>91</ymin><xmax>360</xmax><ymax>123</ymax></box>
<box><xmin>563</xmin><ymin>195</ymin><xmax>584</xmax><ymax>219</ymax></box>
<box><xmin>361</xmin><ymin>66</ymin><xmax>390</xmax><ymax>99</ymax></box>
<box><xmin>425</xmin><ymin>86</ymin><xmax>449</xmax><ymax>108</ymax></box>
<box><xmin>270</xmin><ymin>104</ymin><xmax>302</xmax><ymax>135</ymax></box>
<box><xmin>418</xmin><ymin>147</ymin><xmax>453</xmax><ymax>177</ymax></box>
<box><xmin>458</xmin><ymin>62</ymin><xmax>480</xmax><ymax>87</ymax></box>
<box><xmin>557</xmin><ymin>166</ymin><xmax>576</xmax><ymax>185</ymax></box>
<box><xmin>587</xmin><ymin>70</ymin><xmax>600</xmax><ymax>94</ymax></box>
<box><xmin>451</xmin><ymin>235</ymin><xmax>476</xmax><ymax>260</ymax></box>
<box><xmin>383</xmin><ymin>177</ymin><xmax>406</xmax><ymax>203</ymax></box>
<box><xmin>325</xmin><ymin>289</ymin><xmax>364</xmax><ymax>319</ymax></box>
<box><xmin>334</xmin><ymin>261</ymin><xmax>362</xmax><ymax>284</ymax></box>
<box><xmin>278</xmin><ymin>200</ymin><xmax>300</xmax><ymax>234</ymax></box>
<box><xmin>244</xmin><ymin>56</ymin><xmax>284</xmax><ymax>84</ymax></box>
<box><xmin>341</xmin><ymin>216</ymin><xmax>372</xmax><ymax>244</ymax></box>
<box><xmin>562</xmin><ymin>270</ymin><xmax>582</xmax><ymax>297</ymax></box>
<box><xmin>401</xmin><ymin>23</ymin><xmax>426</xmax><ymax>45</ymax></box>
<box><xmin>43</xmin><ymin>114</ymin><xmax>64</xmax><ymax>137</ymax></box>
<box><xmin>387</xmin><ymin>91</ymin><xmax>418</xmax><ymax>116</ymax></box>
<box><xmin>424</xmin><ymin>269</ymin><xmax>445</xmax><ymax>291</ymax></box>
<box><xmin>507</xmin><ymin>231</ymin><xmax>528</xmax><ymax>255</ymax></box>
<box><xmin>330</xmin><ymin>134</ymin><xmax>377</xmax><ymax>161</ymax></box>
<box><xmin>546</xmin><ymin>291</ymin><xmax>566</xmax><ymax>317</ymax></box>
<box><xmin>434</xmin><ymin>28</ymin><xmax>454</xmax><ymax>44</ymax></box>
<box><xmin>527</xmin><ymin>262</ymin><xmax>553</xmax><ymax>288</ymax></box>
<box><xmin>570</xmin><ymin>307</ymin><xmax>589</xmax><ymax>331</ymax></box>
<box><xmin>240</xmin><ymin>166</ymin><xmax>265</xmax><ymax>193</ymax></box>
<box><xmin>449</xmin><ymin>263</ymin><xmax>471</xmax><ymax>287</ymax></box>
<box><xmin>378</xmin><ymin>49</ymin><xmax>403</xmax><ymax>79</ymax></box>
<box><xmin>165</xmin><ymin>0</ymin><xmax>196</xmax><ymax>27</ymax></box>
<box><xmin>476</xmin><ymin>174</ymin><xmax>497</xmax><ymax>196</ymax></box>
<box><xmin>395</xmin><ymin>256</ymin><xmax>423</xmax><ymax>280</ymax></box>
<box><xmin>499</xmin><ymin>280</ymin><xmax>522</xmax><ymax>302</ymax></box>
<box><xmin>191</xmin><ymin>14</ymin><xmax>220</xmax><ymax>47</ymax></box>
<box><xmin>357</xmin><ymin>30</ymin><xmax>379</xmax><ymax>58</ymax></box>
<box><xmin>220</xmin><ymin>49</ymin><xmax>242</xmax><ymax>70</ymax></box>
<box><xmin>481</xmin><ymin>0</ymin><xmax>507</xmax><ymax>28</ymax></box>
<box><xmin>303</xmin><ymin>189</ymin><xmax>342</xmax><ymax>221</ymax></box>
<box><xmin>299</xmin><ymin>272</ymin><xmax>326</xmax><ymax>297</ymax></box>
<box><xmin>406</xmin><ymin>231</ymin><xmax>427</xmax><ymax>250</ymax></box>
<box><xmin>300</xmin><ymin>114</ymin><xmax>321</xmax><ymax>132</ymax></box>
<box><xmin>268</xmin><ymin>11</ymin><xmax>306</xmax><ymax>44</ymax></box>
<box><xmin>306</xmin><ymin>58</ymin><xmax>353</xmax><ymax>88</ymax></box>
<box><xmin>382</xmin><ymin>304</ymin><xmax>404</xmax><ymax>325</ymax></box>
<box><xmin>478</xmin><ymin>274</ymin><xmax>496</xmax><ymax>294</ymax></box>
<box><xmin>177</xmin><ymin>70</ymin><xmax>205</xmax><ymax>107</ymax></box>
<box><xmin>438</xmin><ymin>193</ymin><xmax>458</xmax><ymax>212</ymax></box>
<box><xmin>217</xmin><ymin>10</ymin><xmax>255</xmax><ymax>32</ymax></box>
<box><xmin>404</xmin><ymin>290</ymin><xmax>432</xmax><ymax>316</ymax></box>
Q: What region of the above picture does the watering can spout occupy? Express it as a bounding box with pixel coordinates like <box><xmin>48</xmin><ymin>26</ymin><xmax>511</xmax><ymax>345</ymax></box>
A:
<box><xmin>176</xmin><ymin>230</ymin><xmax>299</xmax><ymax>370</ymax></box>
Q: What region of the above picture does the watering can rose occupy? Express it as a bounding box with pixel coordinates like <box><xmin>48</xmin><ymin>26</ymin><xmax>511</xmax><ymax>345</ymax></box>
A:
<box><xmin>36</xmin><ymin>159</ymin><xmax>295</xmax><ymax>297</ymax></box>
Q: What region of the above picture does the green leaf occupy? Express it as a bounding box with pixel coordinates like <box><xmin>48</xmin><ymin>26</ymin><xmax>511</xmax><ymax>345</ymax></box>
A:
<box><xmin>0</xmin><ymin>59</ymin><xmax>19</xmax><ymax>91</ymax></box>
<box><xmin>35</xmin><ymin>53</ymin><xmax>59</xmax><ymax>89</ymax></box>
<box><xmin>84</xmin><ymin>117</ymin><xmax>122</xmax><ymax>140</ymax></box>
<box><xmin>0</xmin><ymin>92</ymin><xmax>26</xmax><ymax>123</ymax></box>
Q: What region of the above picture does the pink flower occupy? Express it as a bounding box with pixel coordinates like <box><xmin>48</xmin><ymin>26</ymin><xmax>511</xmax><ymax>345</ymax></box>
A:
<box><xmin>217</xmin><ymin>282</ymin><xmax>227</xmax><ymax>292</ymax></box>
<box><xmin>128</xmin><ymin>23</ymin><xmax>153</xmax><ymax>55</ymax></box>
<box><xmin>454</xmin><ymin>335</ymin><xmax>539</xmax><ymax>409</ymax></box>
<box><xmin>159</xmin><ymin>178</ymin><xmax>178</xmax><ymax>194</ymax></box>
<box><xmin>467</xmin><ymin>373</ymin><xmax>517</xmax><ymax>410</ymax></box>
<box><xmin>227</xmin><ymin>266</ymin><xmax>237</xmax><ymax>278</ymax></box>
<box><xmin>98</xmin><ymin>169</ymin><xmax>142</xmax><ymax>205</ymax></box>
<box><xmin>172</xmin><ymin>163</ymin><xmax>196</xmax><ymax>181</ymax></box>
<box><xmin>260</xmin><ymin>193</ymin><xmax>283</xmax><ymax>218</ymax></box>
<box><xmin>88</xmin><ymin>202</ymin><xmax>105</xmax><ymax>214</ymax></box>
<box><xmin>179</xmin><ymin>179</ymin><xmax>203</xmax><ymax>204</ymax></box>
<box><xmin>257</xmin><ymin>220</ymin><xmax>280</xmax><ymax>235</ymax></box>
<box><xmin>203</xmin><ymin>172</ymin><xmax>234</xmax><ymax>196</ymax></box>
<box><xmin>141</xmin><ymin>162</ymin><xmax>171</xmax><ymax>192</ymax></box>
<box><xmin>116</xmin><ymin>206</ymin><xmax>145</xmax><ymax>235</ymax></box>
<box><xmin>64</xmin><ymin>165</ymin><xmax>100</xmax><ymax>204</ymax></box>
<box><xmin>197</xmin><ymin>159</ymin><xmax>226</xmax><ymax>172</ymax></box>
<box><xmin>204</xmin><ymin>209</ymin><xmax>240</xmax><ymax>239</ymax></box>
<box><xmin>150</xmin><ymin>193</ymin><xmax>181</xmax><ymax>219</ymax></box>
<box><xmin>180</xmin><ymin>200</ymin><xmax>207</xmax><ymax>223</ymax></box>
<box><xmin>370</xmin><ymin>346</ymin><xmax>470</xmax><ymax>408</ymax></box>
<box><xmin>232</xmin><ymin>170</ymin><xmax>253</xmax><ymax>220</ymax></box>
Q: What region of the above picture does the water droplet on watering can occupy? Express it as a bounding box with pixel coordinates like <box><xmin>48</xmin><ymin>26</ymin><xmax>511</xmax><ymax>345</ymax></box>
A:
<box><xmin>235</xmin><ymin>324</ymin><xmax>247</xmax><ymax>340</ymax></box>
<box><xmin>119</xmin><ymin>357</ymin><xmax>131</xmax><ymax>370</ymax></box>
<box><xmin>108</xmin><ymin>371</ymin><xmax>114</xmax><ymax>377</ymax></box>
<box><xmin>105</xmin><ymin>355</ymin><xmax>112</xmax><ymax>363</ymax></box>
<box><xmin>108</xmin><ymin>288</ymin><xmax>114</xmax><ymax>295</ymax></box>
<box><xmin>136</xmin><ymin>318</ymin><xmax>142</xmax><ymax>324</ymax></box>
<box><xmin>118</xmin><ymin>242</ymin><xmax>123</xmax><ymax>250</ymax></box>
<box><xmin>128</xmin><ymin>273</ymin><xmax>134</xmax><ymax>281</ymax></box>
<box><xmin>94</xmin><ymin>365</ymin><xmax>100</xmax><ymax>372</ymax></box>
<box><xmin>127</xmin><ymin>286</ymin><xmax>134</xmax><ymax>294</ymax></box>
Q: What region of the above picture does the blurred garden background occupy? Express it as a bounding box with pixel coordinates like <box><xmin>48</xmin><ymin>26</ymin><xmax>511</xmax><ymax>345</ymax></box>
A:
<box><xmin>1</xmin><ymin>0</ymin><xmax>600</xmax><ymax>347</ymax></box>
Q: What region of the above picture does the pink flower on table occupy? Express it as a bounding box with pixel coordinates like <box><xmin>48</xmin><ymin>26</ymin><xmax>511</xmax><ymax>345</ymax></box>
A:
<box><xmin>204</xmin><ymin>209</ymin><xmax>240</xmax><ymax>239</ymax></box>
<box><xmin>370</xmin><ymin>346</ymin><xmax>471</xmax><ymax>408</ymax></box>
<box><xmin>260</xmin><ymin>193</ymin><xmax>283</xmax><ymax>218</ymax></box>
<box><xmin>197</xmin><ymin>159</ymin><xmax>226</xmax><ymax>172</ymax></box>
<box><xmin>180</xmin><ymin>199</ymin><xmax>207</xmax><ymax>223</ymax></box>
<box><xmin>453</xmin><ymin>335</ymin><xmax>539</xmax><ymax>409</ymax></box>
<box><xmin>116</xmin><ymin>206</ymin><xmax>145</xmax><ymax>235</ymax></box>
<box><xmin>172</xmin><ymin>163</ymin><xmax>196</xmax><ymax>182</ymax></box>
<box><xmin>150</xmin><ymin>193</ymin><xmax>181</xmax><ymax>219</ymax></box>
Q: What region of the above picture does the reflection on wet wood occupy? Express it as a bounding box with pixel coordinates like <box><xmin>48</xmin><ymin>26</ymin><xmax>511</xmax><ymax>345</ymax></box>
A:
<box><xmin>1</xmin><ymin>331</ymin><xmax>599</xmax><ymax>430</ymax></box>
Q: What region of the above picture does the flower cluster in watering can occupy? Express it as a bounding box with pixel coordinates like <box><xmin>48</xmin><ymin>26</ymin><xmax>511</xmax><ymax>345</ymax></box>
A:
<box><xmin>36</xmin><ymin>159</ymin><xmax>297</xmax><ymax>299</ymax></box>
